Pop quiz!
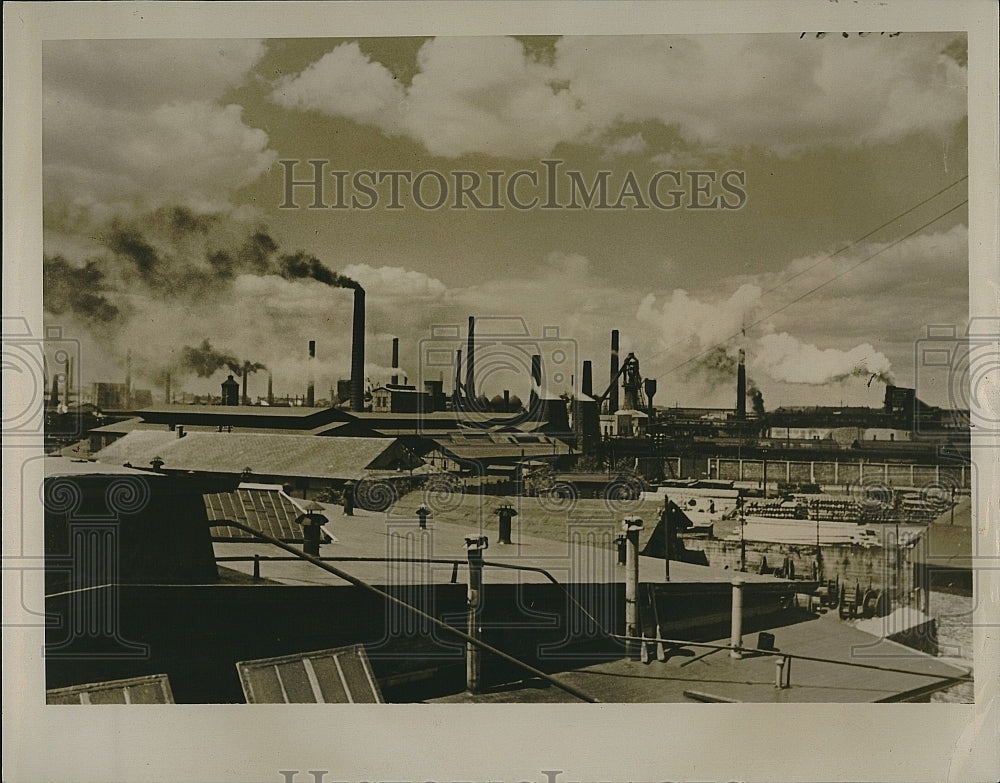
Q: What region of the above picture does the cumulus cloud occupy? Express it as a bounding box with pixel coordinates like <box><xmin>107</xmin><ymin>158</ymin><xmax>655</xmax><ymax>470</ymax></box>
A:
<box><xmin>753</xmin><ymin>333</ymin><xmax>894</xmax><ymax>386</ymax></box>
<box><xmin>43</xmin><ymin>39</ymin><xmax>274</xmax><ymax>220</ymax></box>
<box><xmin>633</xmin><ymin>223</ymin><xmax>968</xmax><ymax>402</ymax></box>
<box><xmin>603</xmin><ymin>133</ymin><xmax>648</xmax><ymax>158</ymax></box>
<box><xmin>272</xmin><ymin>33</ymin><xmax>967</xmax><ymax>159</ymax></box>
<box><xmin>342</xmin><ymin>263</ymin><xmax>447</xmax><ymax>297</ymax></box>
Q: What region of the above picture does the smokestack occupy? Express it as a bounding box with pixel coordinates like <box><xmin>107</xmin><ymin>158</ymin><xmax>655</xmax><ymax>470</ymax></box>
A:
<box><xmin>644</xmin><ymin>378</ymin><xmax>657</xmax><ymax>422</ymax></box>
<box><xmin>736</xmin><ymin>349</ymin><xmax>747</xmax><ymax>420</ymax></box>
<box><xmin>582</xmin><ymin>360</ymin><xmax>593</xmax><ymax>398</ymax></box>
<box><xmin>530</xmin><ymin>354</ymin><xmax>542</xmax><ymax>413</ymax></box>
<box><xmin>164</xmin><ymin>372</ymin><xmax>171</xmax><ymax>405</ymax></box>
<box><xmin>454</xmin><ymin>349</ymin><xmax>463</xmax><ymax>402</ymax></box>
<box><xmin>466</xmin><ymin>316</ymin><xmax>476</xmax><ymax>403</ymax></box>
<box><xmin>391</xmin><ymin>337</ymin><xmax>400</xmax><ymax>385</ymax></box>
<box><xmin>307</xmin><ymin>340</ymin><xmax>316</xmax><ymax>407</ymax></box>
<box><xmin>610</xmin><ymin>330</ymin><xmax>620</xmax><ymax>413</ymax></box>
<box><xmin>242</xmin><ymin>361</ymin><xmax>250</xmax><ymax>405</ymax></box>
<box><xmin>125</xmin><ymin>348</ymin><xmax>132</xmax><ymax>408</ymax></box>
<box><xmin>350</xmin><ymin>288</ymin><xmax>366</xmax><ymax>412</ymax></box>
<box><xmin>503</xmin><ymin>389</ymin><xmax>510</xmax><ymax>412</ymax></box>
<box><xmin>267</xmin><ymin>371</ymin><xmax>274</xmax><ymax>405</ymax></box>
<box><xmin>63</xmin><ymin>355</ymin><xmax>73</xmax><ymax>408</ymax></box>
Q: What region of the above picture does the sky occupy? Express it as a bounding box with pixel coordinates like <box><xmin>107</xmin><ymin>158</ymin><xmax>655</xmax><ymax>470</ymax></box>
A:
<box><xmin>41</xmin><ymin>33</ymin><xmax>969</xmax><ymax>410</ymax></box>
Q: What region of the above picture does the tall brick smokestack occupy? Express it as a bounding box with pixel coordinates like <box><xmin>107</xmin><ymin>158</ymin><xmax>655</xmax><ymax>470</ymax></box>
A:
<box><xmin>582</xmin><ymin>360</ymin><xmax>593</xmax><ymax>398</ymax></box>
<box><xmin>164</xmin><ymin>371</ymin><xmax>171</xmax><ymax>405</ymax></box>
<box><xmin>391</xmin><ymin>337</ymin><xmax>399</xmax><ymax>385</ymax></box>
<box><xmin>350</xmin><ymin>288</ymin><xmax>365</xmax><ymax>412</ymax></box>
<box><xmin>267</xmin><ymin>371</ymin><xmax>274</xmax><ymax>405</ymax></box>
<box><xmin>736</xmin><ymin>348</ymin><xmax>747</xmax><ymax>420</ymax></box>
<box><xmin>307</xmin><ymin>340</ymin><xmax>316</xmax><ymax>407</ymax></box>
<box><xmin>125</xmin><ymin>348</ymin><xmax>132</xmax><ymax>408</ymax></box>
<box><xmin>466</xmin><ymin>316</ymin><xmax>476</xmax><ymax>403</ymax></box>
<box><xmin>610</xmin><ymin>330</ymin><xmax>620</xmax><ymax>413</ymax></box>
<box><xmin>241</xmin><ymin>360</ymin><xmax>249</xmax><ymax>405</ymax></box>
<box><xmin>454</xmin><ymin>349</ymin><xmax>462</xmax><ymax>401</ymax></box>
<box><xmin>530</xmin><ymin>353</ymin><xmax>542</xmax><ymax>413</ymax></box>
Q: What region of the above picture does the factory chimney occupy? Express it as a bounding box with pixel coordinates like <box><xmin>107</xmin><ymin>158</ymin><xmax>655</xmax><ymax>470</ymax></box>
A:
<box><xmin>453</xmin><ymin>349</ymin><xmax>463</xmax><ymax>406</ymax></box>
<box><xmin>736</xmin><ymin>349</ymin><xmax>747</xmax><ymax>420</ymax></box>
<box><xmin>582</xmin><ymin>360</ymin><xmax>593</xmax><ymax>398</ymax></box>
<box><xmin>241</xmin><ymin>360</ymin><xmax>250</xmax><ymax>405</ymax></box>
<box><xmin>391</xmin><ymin>337</ymin><xmax>399</xmax><ymax>386</ymax></box>
<box><xmin>644</xmin><ymin>378</ymin><xmax>657</xmax><ymax>422</ymax></box>
<box><xmin>125</xmin><ymin>348</ymin><xmax>132</xmax><ymax>408</ymax></box>
<box><xmin>466</xmin><ymin>316</ymin><xmax>476</xmax><ymax>404</ymax></box>
<box><xmin>49</xmin><ymin>373</ymin><xmax>60</xmax><ymax>409</ymax></box>
<box><xmin>350</xmin><ymin>289</ymin><xmax>366</xmax><ymax>412</ymax></box>
<box><xmin>307</xmin><ymin>340</ymin><xmax>316</xmax><ymax>407</ymax></box>
<box><xmin>577</xmin><ymin>360</ymin><xmax>601</xmax><ymax>452</ymax></box>
<box><xmin>610</xmin><ymin>330</ymin><xmax>620</xmax><ymax>414</ymax></box>
<box><xmin>267</xmin><ymin>371</ymin><xmax>274</xmax><ymax>406</ymax></box>
<box><xmin>529</xmin><ymin>354</ymin><xmax>542</xmax><ymax>415</ymax></box>
<box><xmin>64</xmin><ymin>356</ymin><xmax>73</xmax><ymax>408</ymax></box>
<box><xmin>164</xmin><ymin>372</ymin><xmax>171</xmax><ymax>405</ymax></box>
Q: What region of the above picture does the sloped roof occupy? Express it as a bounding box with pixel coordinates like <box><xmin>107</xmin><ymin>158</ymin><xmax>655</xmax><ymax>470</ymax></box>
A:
<box><xmin>205</xmin><ymin>484</ymin><xmax>318</xmax><ymax>541</ymax></box>
<box><xmin>93</xmin><ymin>431</ymin><xmax>406</xmax><ymax>481</ymax></box>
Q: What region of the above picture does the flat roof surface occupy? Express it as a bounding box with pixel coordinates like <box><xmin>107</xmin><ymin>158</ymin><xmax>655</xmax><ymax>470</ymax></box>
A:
<box><xmin>214</xmin><ymin>500</ymin><xmax>796</xmax><ymax>588</ymax></box>
<box><xmin>429</xmin><ymin>610</ymin><xmax>970</xmax><ymax>703</ymax></box>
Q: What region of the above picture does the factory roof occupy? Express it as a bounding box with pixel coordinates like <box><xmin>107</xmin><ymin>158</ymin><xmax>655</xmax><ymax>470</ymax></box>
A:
<box><xmin>89</xmin><ymin>418</ymin><xmax>353</xmax><ymax>437</ymax></box>
<box><xmin>139</xmin><ymin>404</ymin><xmax>346</xmax><ymax>418</ymax></box>
<box><xmin>910</xmin><ymin>497</ymin><xmax>974</xmax><ymax>570</ymax></box>
<box><xmin>44</xmin><ymin>456</ymin><xmax>153</xmax><ymax>477</ymax></box>
<box><xmin>429</xmin><ymin>610</ymin><xmax>969</xmax><ymax>703</ymax></box>
<box><xmin>215</xmin><ymin>493</ymin><xmax>795</xmax><ymax>587</ymax></box>
<box><xmin>92</xmin><ymin>431</ymin><xmax>415</xmax><ymax>481</ymax></box>
<box><xmin>430</xmin><ymin>432</ymin><xmax>572</xmax><ymax>461</ymax></box>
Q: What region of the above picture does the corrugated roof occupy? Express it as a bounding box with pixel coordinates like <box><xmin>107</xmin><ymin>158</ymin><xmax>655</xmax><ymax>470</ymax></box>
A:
<box><xmin>236</xmin><ymin>645</ymin><xmax>383</xmax><ymax>703</ymax></box>
<box><xmin>46</xmin><ymin>674</ymin><xmax>175</xmax><ymax>705</ymax></box>
<box><xmin>92</xmin><ymin>431</ymin><xmax>405</xmax><ymax>480</ymax></box>
<box><xmin>206</xmin><ymin>484</ymin><xmax>319</xmax><ymax>542</ymax></box>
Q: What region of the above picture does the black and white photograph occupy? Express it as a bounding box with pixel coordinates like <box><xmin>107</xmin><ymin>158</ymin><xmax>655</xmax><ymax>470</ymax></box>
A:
<box><xmin>4</xmin><ymin>2</ymin><xmax>998</xmax><ymax>782</ymax></box>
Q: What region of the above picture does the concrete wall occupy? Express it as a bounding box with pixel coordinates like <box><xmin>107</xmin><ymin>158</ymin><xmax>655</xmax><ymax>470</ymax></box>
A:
<box><xmin>706</xmin><ymin>458</ymin><xmax>969</xmax><ymax>488</ymax></box>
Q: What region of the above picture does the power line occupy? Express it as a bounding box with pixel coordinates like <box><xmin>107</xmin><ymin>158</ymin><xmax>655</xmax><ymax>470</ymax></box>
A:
<box><xmin>656</xmin><ymin>196</ymin><xmax>968</xmax><ymax>381</ymax></box>
<box><xmin>642</xmin><ymin>174</ymin><xmax>968</xmax><ymax>371</ymax></box>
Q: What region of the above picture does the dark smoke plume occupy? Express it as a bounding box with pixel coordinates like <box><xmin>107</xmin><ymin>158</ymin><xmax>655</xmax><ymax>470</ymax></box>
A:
<box><xmin>830</xmin><ymin>367</ymin><xmax>896</xmax><ymax>386</ymax></box>
<box><xmin>278</xmin><ymin>251</ymin><xmax>362</xmax><ymax>290</ymax></box>
<box><xmin>746</xmin><ymin>381</ymin><xmax>766</xmax><ymax>416</ymax></box>
<box><xmin>689</xmin><ymin>346</ymin><xmax>765</xmax><ymax>414</ymax></box>
<box><xmin>180</xmin><ymin>340</ymin><xmax>242</xmax><ymax>378</ymax></box>
<box><xmin>43</xmin><ymin>255</ymin><xmax>121</xmax><ymax>324</ymax></box>
<box><xmin>106</xmin><ymin>223</ymin><xmax>160</xmax><ymax>281</ymax></box>
<box><xmin>241</xmin><ymin>361</ymin><xmax>267</xmax><ymax>376</ymax></box>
